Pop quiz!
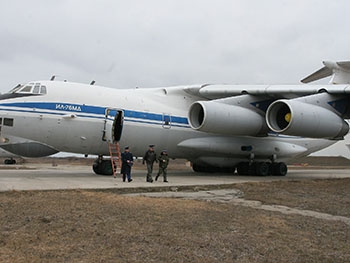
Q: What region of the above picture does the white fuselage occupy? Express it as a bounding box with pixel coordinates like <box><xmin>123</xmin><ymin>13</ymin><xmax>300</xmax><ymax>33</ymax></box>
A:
<box><xmin>0</xmin><ymin>81</ymin><xmax>336</xmax><ymax>167</ymax></box>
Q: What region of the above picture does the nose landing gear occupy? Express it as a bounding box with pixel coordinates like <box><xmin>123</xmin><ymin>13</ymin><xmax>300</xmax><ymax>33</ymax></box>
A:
<box><xmin>92</xmin><ymin>155</ymin><xmax>114</xmax><ymax>175</ymax></box>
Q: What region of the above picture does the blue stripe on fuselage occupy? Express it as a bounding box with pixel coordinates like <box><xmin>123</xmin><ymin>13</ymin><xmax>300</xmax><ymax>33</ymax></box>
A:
<box><xmin>0</xmin><ymin>101</ymin><xmax>189</xmax><ymax>127</ymax></box>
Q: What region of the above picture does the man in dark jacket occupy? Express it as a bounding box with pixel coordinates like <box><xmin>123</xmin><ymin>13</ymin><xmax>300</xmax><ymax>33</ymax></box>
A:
<box><xmin>121</xmin><ymin>146</ymin><xmax>133</xmax><ymax>182</ymax></box>
<box><xmin>143</xmin><ymin>145</ymin><xmax>157</xmax><ymax>183</ymax></box>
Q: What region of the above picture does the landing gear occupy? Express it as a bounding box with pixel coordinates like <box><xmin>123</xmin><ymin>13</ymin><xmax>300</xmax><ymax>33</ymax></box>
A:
<box><xmin>92</xmin><ymin>155</ymin><xmax>114</xmax><ymax>175</ymax></box>
<box><xmin>271</xmin><ymin>162</ymin><xmax>288</xmax><ymax>176</ymax></box>
<box><xmin>192</xmin><ymin>163</ymin><xmax>209</xmax><ymax>172</ymax></box>
<box><xmin>192</xmin><ymin>163</ymin><xmax>235</xmax><ymax>173</ymax></box>
<box><xmin>191</xmin><ymin>153</ymin><xmax>288</xmax><ymax>176</ymax></box>
<box><xmin>236</xmin><ymin>162</ymin><xmax>268</xmax><ymax>176</ymax></box>
<box><xmin>4</xmin><ymin>158</ymin><xmax>16</xmax><ymax>165</ymax></box>
<box><xmin>255</xmin><ymin>162</ymin><xmax>270</xmax><ymax>176</ymax></box>
<box><xmin>236</xmin><ymin>161</ymin><xmax>287</xmax><ymax>176</ymax></box>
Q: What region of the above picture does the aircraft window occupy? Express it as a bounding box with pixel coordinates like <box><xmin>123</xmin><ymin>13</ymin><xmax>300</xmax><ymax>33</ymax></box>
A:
<box><xmin>40</xmin><ymin>85</ymin><xmax>47</xmax><ymax>94</ymax></box>
<box><xmin>34</xmin><ymin>83</ymin><xmax>40</xmax><ymax>90</ymax></box>
<box><xmin>0</xmin><ymin>118</ymin><xmax>2</xmax><ymax>125</ymax></box>
<box><xmin>33</xmin><ymin>85</ymin><xmax>40</xmax><ymax>94</ymax></box>
<box><xmin>20</xmin><ymin>85</ymin><xmax>33</xmax><ymax>93</ymax></box>
<box><xmin>4</xmin><ymin>118</ymin><xmax>14</xmax><ymax>127</ymax></box>
<box><xmin>4</xmin><ymin>82</ymin><xmax>46</xmax><ymax>96</ymax></box>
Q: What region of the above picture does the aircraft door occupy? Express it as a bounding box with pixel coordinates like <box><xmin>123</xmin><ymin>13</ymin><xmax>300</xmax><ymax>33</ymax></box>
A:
<box><xmin>162</xmin><ymin>114</ymin><xmax>172</xmax><ymax>129</ymax></box>
<box><xmin>102</xmin><ymin>108</ymin><xmax>124</xmax><ymax>142</ymax></box>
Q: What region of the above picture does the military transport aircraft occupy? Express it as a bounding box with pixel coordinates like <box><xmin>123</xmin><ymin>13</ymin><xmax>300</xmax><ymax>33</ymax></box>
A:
<box><xmin>0</xmin><ymin>60</ymin><xmax>349</xmax><ymax>176</ymax></box>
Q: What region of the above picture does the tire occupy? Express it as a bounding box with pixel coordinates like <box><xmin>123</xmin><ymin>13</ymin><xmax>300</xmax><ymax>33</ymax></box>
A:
<box><xmin>237</xmin><ymin>162</ymin><xmax>249</xmax><ymax>175</ymax></box>
<box><xmin>93</xmin><ymin>160</ymin><xmax>113</xmax><ymax>175</ymax></box>
<box><xmin>255</xmin><ymin>162</ymin><xmax>269</xmax><ymax>176</ymax></box>
<box><xmin>4</xmin><ymin>159</ymin><xmax>16</xmax><ymax>165</ymax></box>
<box><xmin>272</xmin><ymin>162</ymin><xmax>287</xmax><ymax>176</ymax></box>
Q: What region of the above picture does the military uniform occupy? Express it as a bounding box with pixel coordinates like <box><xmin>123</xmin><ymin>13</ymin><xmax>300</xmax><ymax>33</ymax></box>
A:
<box><xmin>121</xmin><ymin>147</ymin><xmax>133</xmax><ymax>182</ymax></box>
<box><xmin>143</xmin><ymin>145</ymin><xmax>157</xmax><ymax>182</ymax></box>
<box><xmin>156</xmin><ymin>150</ymin><xmax>169</xmax><ymax>182</ymax></box>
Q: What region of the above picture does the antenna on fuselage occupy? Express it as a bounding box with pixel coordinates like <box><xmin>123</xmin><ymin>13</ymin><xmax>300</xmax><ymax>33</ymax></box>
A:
<box><xmin>50</xmin><ymin>75</ymin><xmax>56</xmax><ymax>81</ymax></box>
<box><xmin>90</xmin><ymin>80</ymin><xmax>95</xmax><ymax>85</ymax></box>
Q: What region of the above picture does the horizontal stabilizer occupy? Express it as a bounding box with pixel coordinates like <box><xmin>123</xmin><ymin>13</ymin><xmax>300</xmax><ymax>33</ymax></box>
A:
<box><xmin>301</xmin><ymin>61</ymin><xmax>350</xmax><ymax>84</ymax></box>
<box><xmin>300</xmin><ymin>66</ymin><xmax>332</xmax><ymax>84</ymax></box>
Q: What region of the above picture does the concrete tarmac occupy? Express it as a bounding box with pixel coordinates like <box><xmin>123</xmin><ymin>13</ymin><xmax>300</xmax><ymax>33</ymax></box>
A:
<box><xmin>0</xmin><ymin>164</ymin><xmax>350</xmax><ymax>192</ymax></box>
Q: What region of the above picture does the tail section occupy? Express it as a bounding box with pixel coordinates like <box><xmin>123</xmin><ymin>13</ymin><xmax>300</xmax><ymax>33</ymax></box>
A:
<box><xmin>301</xmin><ymin>61</ymin><xmax>350</xmax><ymax>84</ymax></box>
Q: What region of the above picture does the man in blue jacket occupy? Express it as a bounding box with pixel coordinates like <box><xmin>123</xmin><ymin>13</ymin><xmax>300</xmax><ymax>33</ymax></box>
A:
<box><xmin>121</xmin><ymin>146</ymin><xmax>133</xmax><ymax>182</ymax></box>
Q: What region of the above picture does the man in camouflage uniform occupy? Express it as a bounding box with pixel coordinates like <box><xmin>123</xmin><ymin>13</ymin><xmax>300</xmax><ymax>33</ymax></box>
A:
<box><xmin>156</xmin><ymin>150</ymin><xmax>169</xmax><ymax>182</ymax></box>
<box><xmin>143</xmin><ymin>145</ymin><xmax>157</xmax><ymax>183</ymax></box>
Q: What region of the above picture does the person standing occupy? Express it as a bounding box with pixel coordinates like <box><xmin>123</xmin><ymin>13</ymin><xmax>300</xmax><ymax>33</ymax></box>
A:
<box><xmin>143</xmin><ymin>144</ymin><xmax>157</xmax><ymax>183</ymax></box>
<box><xmin>156</xmin><ymin>150</ymin><xmax>169</xmax><ymax>182</ymax></box>
<box><xmin>121</xmin><ymin>146</ymin><xmax>133</xmax><ymax>182</ymax></box>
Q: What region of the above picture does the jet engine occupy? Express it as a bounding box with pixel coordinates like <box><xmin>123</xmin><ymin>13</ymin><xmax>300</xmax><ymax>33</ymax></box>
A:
<box><xmin>188</xmin><ymin>101</ymin><xmax>266</xmax><ymax>136</ymax></box>
<box><xmin>266</xmin><ymin>99</ymin><xmax>349</xmax><ymax>139</ymax></box>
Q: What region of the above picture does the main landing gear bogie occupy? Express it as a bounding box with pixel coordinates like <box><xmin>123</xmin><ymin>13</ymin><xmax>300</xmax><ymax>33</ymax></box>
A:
<box><xmin>192</xmin><ymin>161</ymin><xmax>287</xmax><ymax>176</ymax></box>
<box><xmin>236</xmin><ymin>161</ymin><xmax>287</xmax><ymax>176</ymax></box>
<box><xmin>192</xmin><ymin>163</ymin><xmax>235</xmax><ymax>173</ymax></box>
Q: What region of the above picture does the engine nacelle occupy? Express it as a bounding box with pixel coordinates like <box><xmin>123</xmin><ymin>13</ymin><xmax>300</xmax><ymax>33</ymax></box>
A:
<box><xmin>266</xmin><ymin>99</ymin><xmax>349</xmax><ymax>139</ymax></box>
<box><xmin>188</xmin><ymin>101</ymin><xmax>266</xmax><ymax>136</ymax></box>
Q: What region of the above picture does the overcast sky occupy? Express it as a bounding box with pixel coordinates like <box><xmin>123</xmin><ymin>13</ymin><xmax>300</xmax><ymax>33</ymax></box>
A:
<box><xmin>1</xmin><ymin>0</ymin><xmax>350</xmax><ymax>93</ymax></box>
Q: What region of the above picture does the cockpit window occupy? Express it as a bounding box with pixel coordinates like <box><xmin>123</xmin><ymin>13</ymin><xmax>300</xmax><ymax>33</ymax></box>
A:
<box><xmin>14</xmin><ymin>82</ymin><xmax>47</xmax><ymax>95</ymax></box>
<box><xmin>40</xmin><ymin>85</ymin><xmax>47</xmax><ymax>94</ymax></box>
<box><xmin>33</xmin><ymin>83</ymin><xmax>40</xmax><ymax>93</ymax></box>
<box><xmin>0</xmin><ymin>82</ymin><xmax>48</xmax><ymax>100</ymax></box>
<box><xmin>33</xmin><ymin>85</ymin><xmax>40</xmax><ymax>94</ymax></box>
<box><xmin>21</xmin><ymin>85</ymin><xmax>33</xmax><ymax>92</ymax></box>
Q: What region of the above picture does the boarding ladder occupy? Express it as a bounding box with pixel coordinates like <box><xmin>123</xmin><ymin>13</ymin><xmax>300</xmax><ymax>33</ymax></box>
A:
<box><xmin>108</xmin><ymin>142</ymin><xmax>122</xmax><ymax>178</ymax></box>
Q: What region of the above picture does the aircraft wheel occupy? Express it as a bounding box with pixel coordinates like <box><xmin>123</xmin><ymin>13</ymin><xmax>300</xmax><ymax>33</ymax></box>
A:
<box><xmin>255</xmin><ymin>162</ymin><xmax>269</xmax><ymax>176</ymax></box>
<box><xmin>192</xmin><ymin>163</ymin><xmax>214</xmax><ymax>172</ymax></box>
<box><xmin>272</xmin><ymin>162</ymin><xmax>287</xmax><ymax>176</ymax></box>
<box><xmin>192</xmin><ymin>164</ymin><xmax>234</xmax><ymax>173</ymax></box>
<box><xmin>4</xmin><ymin>159</ymin><xmax>16</xmax><ymax>165</ymax></box>
<box><xmin>237</xmin><ymin>162</ymin><xmax>251</xmax><ymax>175</ymax></box>
<box><xmin>220</xmin><ymin>167</ymin><xmax>235</xmax><ymax>174</ymax></box>
<box><xmin>93</xmin><ymin>159</ymin><xmax>113</xmax><ymax>175</ymax></box>
<box><xmin>192</xmin><ymin>163</ymin><xmax>204</xmax><ymax>172</ymax></box>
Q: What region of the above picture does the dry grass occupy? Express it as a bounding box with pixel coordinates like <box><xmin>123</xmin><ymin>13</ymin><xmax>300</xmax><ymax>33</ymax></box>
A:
<box><xmin>1</xmin><ymin>178</ymin><xmax>350</xmax><ymax>262</ymax></box>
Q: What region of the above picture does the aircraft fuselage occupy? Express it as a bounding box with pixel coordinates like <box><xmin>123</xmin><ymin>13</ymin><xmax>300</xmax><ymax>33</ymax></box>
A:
<box><xmin>0</xmin><ymin>81</ymin><xmax>336</xmax><ymax>171</ymax></box>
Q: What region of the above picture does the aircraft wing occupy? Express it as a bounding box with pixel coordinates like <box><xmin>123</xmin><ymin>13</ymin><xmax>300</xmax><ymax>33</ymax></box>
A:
<box><xmin>185</xmin><ymin>61</ymin><xmax>350</xmax><ymax>141</ymax></box>
<box><xmin>184</xmin><ymin>84</ymin><xmax>350</xmax><ymax>99</ymax></box>
<box><xmin>185</xmin><ymin>61</ymin><xmax>350</xmax><ymax>99</ymax></box>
